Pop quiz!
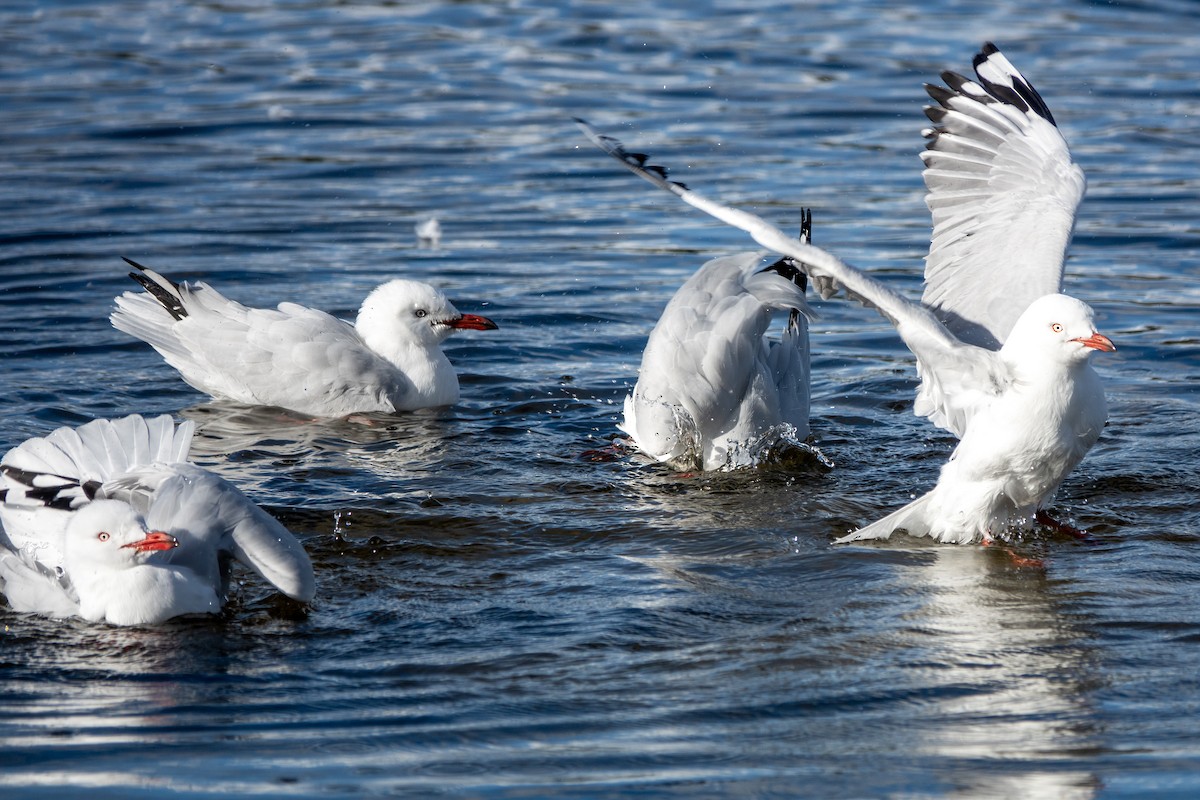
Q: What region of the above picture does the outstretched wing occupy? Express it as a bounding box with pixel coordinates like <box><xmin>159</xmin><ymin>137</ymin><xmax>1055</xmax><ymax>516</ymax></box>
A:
<box><xmin>1</xmin><ymin>414</ymin><xmax>192</xmax><ymax>506</ymax></box>
<box><xmin>1</xmin><ymin>415</ymin><xmax>195</xmax><ymax>566</ymax></box>
<box><xmin>920</xmin><ymin>43</ymin><xmax>1085</xmax><ymax>349</ymax></box>
<box><xmin>576</xmin><ymin>119</ymin><xmax>1009</xmax><ymax>438</ymax></box>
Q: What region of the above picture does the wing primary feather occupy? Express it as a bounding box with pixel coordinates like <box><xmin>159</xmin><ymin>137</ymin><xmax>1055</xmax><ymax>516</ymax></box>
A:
<box><xmin>123</xmin><ymin>257</ymin><xmax>188</xmax><ymax>321</ymax></box>
<box><xmin>574</xmin><ymin>118</ymin><xmax>692</xmax><ymax>196</ymax></box>
<box><xmin>972</xmin><ymin>42</ymin><xmax>1056</xmax><ymax>125</ymax></box>
<box><xmin>1</xmin><ymin>465</ymin><xmax>77</xmax><ymax>491</ymax></box>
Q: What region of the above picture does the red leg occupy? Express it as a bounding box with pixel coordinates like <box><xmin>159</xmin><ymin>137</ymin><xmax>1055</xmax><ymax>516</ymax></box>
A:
<box><xmin>580</xmin><ymin>444</ymin><xmax>623</xmax><ymax>462</ymax></box>
<box><xmin>980</xmin><ymin>536</ymin><xmax>1044</xmax><ymax>568</ymax></box>
<box><xmin>1035</xmin><ymin>510</ymin><xmax>1091</xmax><ymax>540</ymax></box>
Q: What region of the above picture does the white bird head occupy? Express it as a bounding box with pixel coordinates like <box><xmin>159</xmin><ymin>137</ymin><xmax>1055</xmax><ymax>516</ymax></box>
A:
<box><xmin>356</xmin><ymin>279</ymin><xmax>497</xmax><ymax>353</ymax></box>
<box><xmin>1002</xmin><ymin>293</ymin><xmax>1115</xmax><ymax>365</ymax></box>
<box><xmin>62</xmin><ymin>500</ymin><xmax>178</xmax><ymax>572</ymax></box>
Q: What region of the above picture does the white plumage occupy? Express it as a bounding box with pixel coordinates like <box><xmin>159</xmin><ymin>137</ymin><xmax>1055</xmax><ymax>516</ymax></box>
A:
<box><xmin>415</xmin><ymin>217</ymin><xmax>442</xmax><ymax>246</ymax></box>
<box><xmin>0</xmin><ymin>414</ymin><xmax>315</xmax><ymax>625</ymax></box>
<box><xmin>622</xmin><ymin>218</ymin><xmax>815</xmax><ymax>471</ymax></box>
<box><xmin>579</xmin><ymin>43</ymin><xmax>1114</xmax><ymax>544</ymax></box>
<box><xmin>111</xmin><ymin>259</ymin><xmax>498</xmax><ymax>417</ymax></box>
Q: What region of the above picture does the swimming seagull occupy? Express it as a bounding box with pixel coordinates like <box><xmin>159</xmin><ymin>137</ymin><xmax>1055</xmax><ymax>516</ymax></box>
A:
<box><xmin>577</xmin><ymin>43</ymin><xmax>1114</xmax><ymax>544</ymax></box>
<box><xmin>621</xmin><ymin>219</ymin><xmax>816</xmax><ymax>471</ymax></box>
<box><xmin>111</xmin><ymin>259</ymin><xmax>498</xmax><ymax>417</ymax></box>
<box><xmin>0</xmin><ymin>414</ymin><xmax>315</xmax><ymax>625</ymax></box>
<box><xmin>415</xmin><ymin>217</ymin><xmax>442</xmax><ymax>246</ymax></box>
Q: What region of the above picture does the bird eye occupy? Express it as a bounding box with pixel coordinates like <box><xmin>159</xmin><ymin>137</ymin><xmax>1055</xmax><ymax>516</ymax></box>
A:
<box><xmin>415</xmin><ymin>309</ymin><xmax>428</xmax><ymax>318</ymax></box>
<box><xmin>1051</xmin><ymin>323</ymin><xmax>1064</xmax><ymax>333</ymax></box>
<box><xmin>97</xmin><ymin>532</ymin><xmax>110</xmax><ymax>542</ymax></box>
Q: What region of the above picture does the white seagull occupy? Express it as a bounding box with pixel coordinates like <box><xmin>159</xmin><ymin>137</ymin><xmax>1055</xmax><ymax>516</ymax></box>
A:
<box><xmin>415</xmin><ymin>217</ymin><xmax>442</xmax><ymax>247</ymax></box>
<box><xmin>0</xmin><ymin>414</ymin><xmax>316</xmax><ymax>625</ymax></box>
<box><xmin>621</xmin><ymin>216</ymin><xmax>815</xmax><ymax>471</ymax></box>
<box><xmin>578</xmin><ymin>43</ymin><xmax>1115</xmax><ymax>544</ymax></box>
<box><xmin>111</xmin><ymin>259</ymin><xmax>498</xmax><ymax>417</ymax></box>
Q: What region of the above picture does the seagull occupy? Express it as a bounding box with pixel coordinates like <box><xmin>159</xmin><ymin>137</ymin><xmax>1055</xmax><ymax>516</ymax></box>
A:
<box><xmin>0</xmin><ymin>414</ymin><xmax>316</xmax><ymax>625</ymax></box>
<box><xmin>111</xmin><ymin>259</ymin><xmax>498</xmax><ymax>417</ymax></box>
<box><xmin>577</xmin><ymin>43</ymin><xmax>1115</xmax><ymax>544</ymax></box>
<box><xmin>415</xmin><ymin>217</ymin><xmax>442</xmax><ymax>247</ymax></box>
<box><xmin>621</xmin><ymin>217</ymin><xmax>815</xmax><ymax>471</ymax></box>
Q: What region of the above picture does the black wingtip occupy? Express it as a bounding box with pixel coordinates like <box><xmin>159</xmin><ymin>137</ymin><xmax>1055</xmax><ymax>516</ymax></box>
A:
<box><xmin>122</xmin><ymin>256</ymin><xmax>179</xmax><ymax>289</ymax></box>
<box><xmin>2</xmin><ymin>464</ymin><xmax>38</xmax><ymax>488</ymax></box>
<box><xmin>939</xmin><ymin>71</ymin><xmax>971</xmax><ymax>93</ymax></box>
<box><xmin>0</xmin><ymin>465</ymin><xmax>84</xmax><ymax>510</ymax></box>
<box><xmin>576</xmin><ymin>118</ymin><xmax>691</xmax><ymax>194</ymax></box>
<box><xmin>924</xmin><ymin>83</ymin><xmax>956</xmax><ymax>108</ymax></box>
<box><xmin>923</xmin><ymin>106</ymin><xmax>949</xmax><ymax>125</ymax></box>
<box><xmin>760</xmin><ymin>258</ymin><xmax>808</xmax><ymax>293</ymax></box>
<box><xmin>758</xmin><ymin>209</ymin><xmax>812</xmax><ymax>292</ymax></box>
<box><xmin>968</xmin><ymin>43</ymin><xmax>1057</xmax><ymax>126</ymax></box>
<box><xmin>123</xmin><ymin>257</ymin><xmax>187</xmax><ymax>321</ymax></box>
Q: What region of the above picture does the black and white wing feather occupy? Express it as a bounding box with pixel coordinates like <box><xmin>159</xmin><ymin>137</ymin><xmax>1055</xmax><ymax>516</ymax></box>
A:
<box><xmin>575</xmin><ymin>118</ymin><xmax>1010</xmax><ymax>439</ymax></box>
<box><xmin>920</xmin><ymin>43</ymin><xmax>1085</xmax><ymax>349</ymax></box>
<box><xmin>1</xmin><ymin>415</ymin><xmax>314</xmax><ymax>606</ymax></box>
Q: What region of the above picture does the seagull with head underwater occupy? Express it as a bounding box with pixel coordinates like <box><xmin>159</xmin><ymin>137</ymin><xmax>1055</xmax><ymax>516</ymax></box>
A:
<box><xmin>0</xmin><ymin>414</ymin><xmax>315</xmax><ymax>625</ymax></box>
<box><xmin>578</xmin><ymin>43</ymin><xmax>1115</xmax><ymax>544</ymax></box>
<box><xmin>621</xmin><ymin>215</ymin><xmax>816</xmax><ymax>471</ymax></box>
<box><xmin>111</xmin><ymin>259</ymin><xmax>498</xmax><ymax>418</ymax></box>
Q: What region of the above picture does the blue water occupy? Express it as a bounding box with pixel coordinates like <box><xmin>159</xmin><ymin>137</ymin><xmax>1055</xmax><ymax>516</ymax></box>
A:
<box><xmin>2</xmin><ymin>1</ymin><xmax>1199</xmax><ymax>797</ymax></box>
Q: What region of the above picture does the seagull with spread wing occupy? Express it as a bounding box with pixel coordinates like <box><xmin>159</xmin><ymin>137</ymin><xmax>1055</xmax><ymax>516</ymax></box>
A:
<box><xmin>0</xmin><ymin>414</ymin><xmax>315</xmax><ymax>624</ymax></box>
<box><xmin>578</xmin><ymin>43</ymin><xmax>1114</xmax><ymax>544</ymax></box>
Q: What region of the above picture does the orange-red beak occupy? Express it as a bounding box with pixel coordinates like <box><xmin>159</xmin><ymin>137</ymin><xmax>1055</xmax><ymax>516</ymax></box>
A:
<box><xmin>122</xmin><ymin>531</ymin><xmax>179</xmax><ymax>552</ymax></box>
<box><xmin>1072</xmin><ymin>332</ymin><xmax>1116</xmax><ymax>353</ymax></box>
<box><xmin>444</xmin><ymin>313</ymin><xmax>498</xmax><ymax>331</ymax></box>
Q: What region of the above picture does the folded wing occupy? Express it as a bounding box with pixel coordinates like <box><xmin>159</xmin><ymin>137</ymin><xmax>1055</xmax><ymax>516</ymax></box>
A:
<box><xmin>112</xmin><ymin>267</ymin><xmax>408</xmax><ymax>414</ymax></box>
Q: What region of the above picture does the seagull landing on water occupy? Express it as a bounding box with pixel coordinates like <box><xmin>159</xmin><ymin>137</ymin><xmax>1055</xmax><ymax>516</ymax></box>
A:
<box><xmin>111</xmin><ymin>259</ymin><xmax>498</xmax><ymax>418</ymax></box>
<box><xmin>621</xmin><ymin>216</ymin><xmax>817</xmax><ymax>472</ymax></box>
<box><xmin>0</xmin><ymin>414</ymin><xmax>315</xmax><ymax>625</ymax></box>
<box><xmin>577</xmin><ymin>42</ymin><xmax>1115</xmax><ymax>545</ymax></box>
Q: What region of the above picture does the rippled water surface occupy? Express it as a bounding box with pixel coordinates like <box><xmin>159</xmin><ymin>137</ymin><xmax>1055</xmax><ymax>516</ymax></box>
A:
<box><xmin>2</xmin><ymin>1</ymin><xmax>1199</xmax><ymax>797</ymax></box>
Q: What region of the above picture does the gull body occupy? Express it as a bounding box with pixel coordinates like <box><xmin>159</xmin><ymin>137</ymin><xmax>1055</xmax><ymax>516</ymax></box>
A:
<box><xmin>111</xmin><ymin>260</ymin><xmax>497</xmax><ymax>417</ymax></box>
<box><xmin>0</xmin><ymin>414</ymin><xmax>315</xmax><ymax>625</ymax></box>
<box><xmin>623</xmin><ymin>225</ymin><xmax>814</xmax><ymax>471</ymax></box>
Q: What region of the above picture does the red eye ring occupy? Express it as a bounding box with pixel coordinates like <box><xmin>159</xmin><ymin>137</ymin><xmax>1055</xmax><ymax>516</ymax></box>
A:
<box><xmin>97</xmin><ymin>532</ymin><xmax>110</xmax><ymax>542</ymax></box>
<box><xmin>1051</xmin><ymin>323</ymin><xmax>1064</xmax><ymax>333</ymax></box>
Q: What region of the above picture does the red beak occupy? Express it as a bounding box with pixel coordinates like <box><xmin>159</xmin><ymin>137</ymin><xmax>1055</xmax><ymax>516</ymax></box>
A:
<box><xmin>444</xmin><ymin>313</ymin><xmax>498</xmax><ymax>331</ymax></box>
<box><xmin>1072</xmin><ymin>332</ymin><xmax>1116</xmax><ymax>353</ymax></box>
<box><xmin>122</xmin><ymin>531</ymin><xmax>179</xmax><ymax>552</ymax></box>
